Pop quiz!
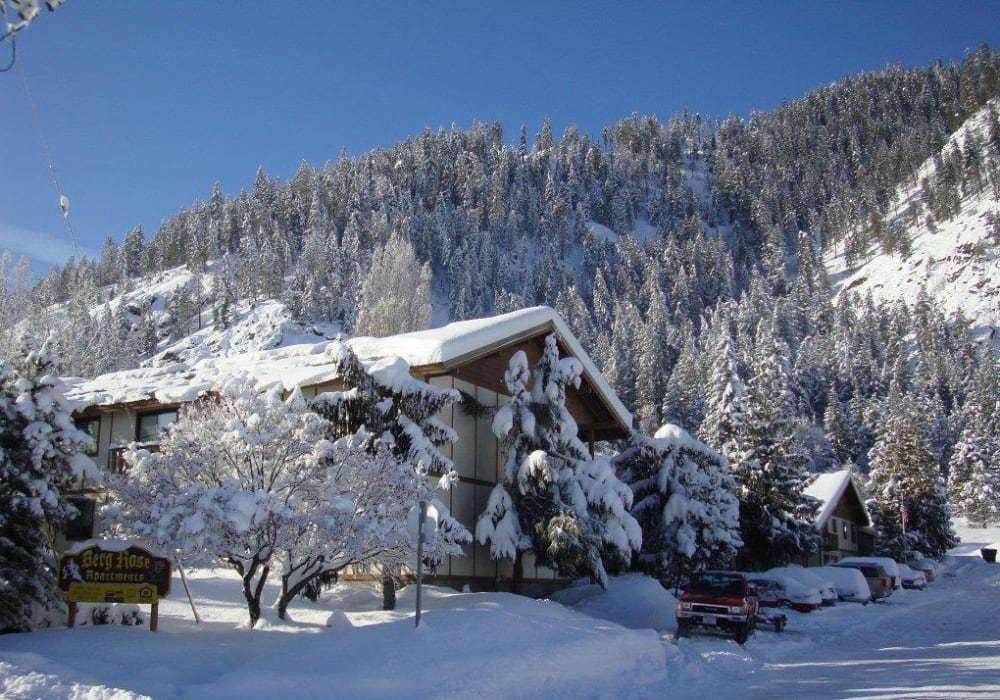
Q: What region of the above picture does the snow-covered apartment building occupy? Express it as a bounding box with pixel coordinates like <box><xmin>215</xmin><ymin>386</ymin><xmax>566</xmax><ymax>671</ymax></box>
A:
<box><xmin>63</xmin><ymin>306</ymin><xmax>632</xmax><ymax>591</ymax></box>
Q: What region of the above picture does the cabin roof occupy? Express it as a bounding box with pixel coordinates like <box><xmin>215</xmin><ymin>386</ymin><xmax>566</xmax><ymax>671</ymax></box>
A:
<box><xmin>804</xmin><ymin>470</ymin><xmax>872</xmax><ymax>530</ymax></box>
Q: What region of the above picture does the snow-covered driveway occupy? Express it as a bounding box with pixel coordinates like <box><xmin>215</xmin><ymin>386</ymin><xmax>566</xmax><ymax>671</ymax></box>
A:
<box><xmin>665</xmin><ymin>557</ymin><xmax>1000</xmax><ymax>699</ymax></box>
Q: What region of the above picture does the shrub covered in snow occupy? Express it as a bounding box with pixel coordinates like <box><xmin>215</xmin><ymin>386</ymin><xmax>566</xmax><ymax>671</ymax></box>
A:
<box><xmin>0</xmin><ymin>342</ymin><xmax>98</xmax><ymax>633</ymax></box>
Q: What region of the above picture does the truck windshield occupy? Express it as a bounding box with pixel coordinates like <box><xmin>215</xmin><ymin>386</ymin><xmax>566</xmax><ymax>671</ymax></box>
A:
<box><xmin>687</xmin><ymin>574</ymin><xmax>744</xmax><ymax>595</ymax></box>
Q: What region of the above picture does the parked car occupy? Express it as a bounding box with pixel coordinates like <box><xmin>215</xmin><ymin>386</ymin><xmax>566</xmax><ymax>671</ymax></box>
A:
<box><xmin>815</xmin><ymin>565</ymin><xmax>872</xmax><ymax>604</ymax></box>
<box><xmin>831</xmin><ymin>560</ymin><xmax>893</xmax><ymax>601</ymax></box>
<box><xmin>835</xmin><ymin>556</ymin><xmax>901</xmax><ymax>590</ymax></box>
<box><xmin>769</xmin><ymin>566</ymin><xmax>837</xmax><ymax>606</ymax></box>
<box><xmin>898</xmin><ymin>563</ymin><xmax>927</xmax><ymax>590</ymax></box>
<box><xmin>745</xmin><ymin>572</ymin><xmax>822</xmax><ymax>613</ymax></box>
<box><xmin>675</xmin><ymin>571</ymin><xmax>758</xmax><ymax>645</ymax></box>
<box><xmin>906</xmin><ymin>555</ymin><xmax>937</xmax><ymax>582</ymax></box>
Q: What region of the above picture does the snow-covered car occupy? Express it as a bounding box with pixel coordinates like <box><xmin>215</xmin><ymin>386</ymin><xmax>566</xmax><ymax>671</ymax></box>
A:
<box><xmin>769</xmin><ymin>566</ymin><xmax>837</xmax><ymax>606</ymax></box>
<box><xmin>745</xmin><ymin>573</ymin><xmax>822</xmax><ymax>613</ymax></box>
<box><xmin>815</xmin><ymin>565</ymin><xmax>872</xmax><ymax>604</ymax></box>
<box><xmin>898</xmin><ymin>563</ymin><xmax>927</xmax><ymax>590</ymax></box>
<box><xmin>835</xmin><ymin>556</ymin><xmax>901</xmax><ymax>590</ymax></box>
<box><xmin>906</xmin><ymin>555</ymin><xmax>937</xmax><ymax>582</ymax></box>
<box><xmin>831</xmin><ymin>560</ymin><xmax>893</xmax><ymax>601</ymax></box>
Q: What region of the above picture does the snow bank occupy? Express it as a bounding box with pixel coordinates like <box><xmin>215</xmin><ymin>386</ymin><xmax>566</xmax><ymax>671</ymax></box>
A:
<box><xmin>550</xmin><ymin>573</ymin><xmax>677</xmax><ymax>631</ymax></box>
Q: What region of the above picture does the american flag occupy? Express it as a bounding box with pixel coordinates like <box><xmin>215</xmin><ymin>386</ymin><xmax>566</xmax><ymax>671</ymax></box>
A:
<box><xmin>900</xmin><ymin>503</ymin><xmax>909</xmax><ymax>527</ymax></box>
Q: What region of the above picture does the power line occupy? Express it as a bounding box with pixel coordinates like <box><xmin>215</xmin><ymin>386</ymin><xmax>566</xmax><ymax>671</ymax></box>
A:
<box><xmin>0</xmin><ymin>29</ymin><xmax>14</xmax><ymax>72</ymax></box>
<box><xmin>17</xmin><ymin>49</ymin><xmax>80</xmax><ymax>256</ymax></box>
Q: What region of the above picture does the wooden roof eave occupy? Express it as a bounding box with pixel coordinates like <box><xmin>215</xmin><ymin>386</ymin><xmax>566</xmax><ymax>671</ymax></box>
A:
<box><xmin>411</xmin><ymin>322</ymin><xmax>629</xmax><ymax>439</ymax></box>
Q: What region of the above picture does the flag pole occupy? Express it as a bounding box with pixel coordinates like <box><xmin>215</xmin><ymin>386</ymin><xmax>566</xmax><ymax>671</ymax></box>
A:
<box><xmin>899</xmin><ymin>495</ymin><xmax>908</xmax><ymax>560</ymax></box>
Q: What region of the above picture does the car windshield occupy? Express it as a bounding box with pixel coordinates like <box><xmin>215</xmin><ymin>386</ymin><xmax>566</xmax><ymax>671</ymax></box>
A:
<box><xmin>687</xmin><ymin>573</ymin><xmax>744</xmax><ymax>596</ymax></box>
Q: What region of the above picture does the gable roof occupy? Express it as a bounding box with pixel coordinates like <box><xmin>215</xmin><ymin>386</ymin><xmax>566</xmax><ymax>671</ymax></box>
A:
<box><xmin>65</xmin><ymin>307</ymin><xmax>632</xmax><ymax>436</ymax></box>
<box><xmin>804</xmin><ymin>470</ymin><xmax>872</xmax><ymax>530</ymax></box>
<box><xmin>349</xmin><ymin>306</ymin><xmax>632</xmax><ymax>433</ymax></box>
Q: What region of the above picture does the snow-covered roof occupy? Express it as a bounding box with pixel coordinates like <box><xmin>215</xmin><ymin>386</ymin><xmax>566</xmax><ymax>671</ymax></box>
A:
<box><xmin>349</xmin><ymin>306</ymin><xmax>632</xmax><ymax>429</ymax></box>
<box><xmin>804</xmin><ymin>470</ymin><xmax>870</xmax><ymax>530</ymax></box>
<box><xmin>66</xmin><ymin>307</ymin><xmax>632</xmax><ymax>431</ymax></box>
<box><xmin>64</xmin><ymin>340</ymin><xmax>342</xmax><ymax>409</ymax></box>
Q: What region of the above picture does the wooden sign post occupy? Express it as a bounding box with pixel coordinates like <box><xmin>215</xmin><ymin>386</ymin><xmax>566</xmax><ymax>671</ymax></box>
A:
<box><xmin>58</xmin><ymin>543</ymin><xmax>172</xmax><ymax>632</ymax></box>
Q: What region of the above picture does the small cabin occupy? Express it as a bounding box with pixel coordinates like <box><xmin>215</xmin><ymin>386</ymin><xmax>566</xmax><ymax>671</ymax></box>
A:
<box><xmin>803</xmin><ymin>470</ymin><xmax>875</xmax><ymax>565</ymax></box>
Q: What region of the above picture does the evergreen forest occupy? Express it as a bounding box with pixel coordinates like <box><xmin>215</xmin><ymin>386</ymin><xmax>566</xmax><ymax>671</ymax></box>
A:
<box><xmin>5</xmin><ymin>46</ymin><xmax>1000</xmax><ymax>560</ymax></box>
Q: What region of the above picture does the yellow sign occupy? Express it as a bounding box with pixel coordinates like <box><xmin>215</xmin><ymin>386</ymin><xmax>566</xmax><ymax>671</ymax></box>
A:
<box><xmin>58</xmin><ymin>544</ymin><xmax>171</xmax><ymax>598</ymax></box>
<box><xmin>66</xmin><ymin>582</ymin><xmax>159</xmax><ymax>605</ymax></box>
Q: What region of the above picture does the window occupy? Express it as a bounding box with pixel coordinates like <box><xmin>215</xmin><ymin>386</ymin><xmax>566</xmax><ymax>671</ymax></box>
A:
<box><xmin>842</xmin><ymin>522</ymin><xmax>849</xmax><ymax>538</ymax></box>
<box><xmin>829</xmin><ymin>519</ymin><xmax>836</xmax><ymax>534</ymax></box>
<box><xmin>64</xmin><ymin>497</ymin><xmax>96</xmax><ymax>541</ymax></box>
<box><xmin>75</xmin><ymin>416</ymin><xmax>100</xmax><ymax>456</ymax></box>
<box><xmin>136</xmin><ymin>410</ymin><xmax>178</xmax><ymax>443</ymax></box>
<box><xmin>850</xmin><ymin>523</ymin><xmax>857</xmax><ymax>543</ymax></box>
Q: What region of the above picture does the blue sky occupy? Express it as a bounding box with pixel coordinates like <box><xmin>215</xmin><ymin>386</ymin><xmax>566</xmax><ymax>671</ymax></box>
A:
<box><xmin>2</xmin><ymin>1</ymin><xmax>999</xmax><ymax>276</ymax></box>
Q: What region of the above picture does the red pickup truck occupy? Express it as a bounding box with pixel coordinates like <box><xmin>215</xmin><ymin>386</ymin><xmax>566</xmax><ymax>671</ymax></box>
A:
<box><xmin>674</xmin><ymin>570</ymin><xmax>759</xmax><ymax>645</ymax></box>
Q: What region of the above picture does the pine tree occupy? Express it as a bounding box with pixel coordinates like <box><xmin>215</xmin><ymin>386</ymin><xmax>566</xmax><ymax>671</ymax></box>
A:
<box><xmin>311</xmin><ymin>341</ymin><xmax>470</xmax><ymax>608</ymax></box>
<box><xmin>634</xmin><ymin>282</ymin><xmax>671</xmax><ymax>432</ymax></box>
<box><xmin>823</xmin><ymin>385</ymin><xmax>852</xmax><ymax>465</ymax></box>
<box><xmin>661</xmin><ymin>328</ymin><xmax>706</xmax><ymax>433</ymax></box>
<box><xmin>698</xmin><ymin>315</ymin><xmax>746</xmax><ymax>461</ymax></box>
<box><xmin>606</xmin><ymin>299</ymin><xmax>643</xmax><ymax>411</ymax></box>
<box><xmin>730</xmin><ymin>321</ymin><xmax>818</xmax><ymax>568</ymax></box>
<box><xmin>616</xmin><ymin>424</ymin><xmax>741</xmax><ymax>590</ymax></box>
<box><xmin>866</xmin><ymin>392</ymin><xmax>957</xmax><ymax>558</ymax></box>
<box><xmin>476</xmin><ymin>335</ymin><xmax>640</xmax><ymax>592</ymax></box>
<box><xmin>0</xmin><ymin>343</ymin><xmax>96</xmax><ymax>633</ymax></box>
<box><xmin>947</xmin><ymin>406</ymin><xmax>1000</xmax><ymax>527</ymax></box>
<box><xmin>212</xmin><ymin>256</ymin><xmax>239</xmax><ymax>331</ymax></box>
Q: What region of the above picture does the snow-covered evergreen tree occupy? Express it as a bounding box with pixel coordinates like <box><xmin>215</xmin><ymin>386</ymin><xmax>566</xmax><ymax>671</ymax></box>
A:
<box><xmin>866</xmin><ymin>391</ymin><xmax>958</xmax><ymax>558</ymax></box>
<box><xmin>616</xmin><ymin>424</ymin><xmax>741</xmax><ymax>590</ymax></box>
<box><xmin>661</xmin><ymin>328</ymin><xmax>706</xmax><ymax>433</ymax></box>
<box><xmin>0</xmin><ymin>342</ymin><xmax>97</xmax><ymax>633</ymax></box>
<box><xmin>729</xmin><ymin>321</ymin><xmax>819</xmax><ymax>568</ymax></box>
<box><xmin>476</xmin><ymin>335</ymin><xmax>640</xmax><ymax>591</ymax></box>
<box><xmin>698</xmin><ymin>315</ymin><xmax>747</xmax><ymax>465</ymax></box>
<box><xmin>947</xmin><ymin>412</ymin><xmax>1000</xmax><ymax>527</ymax></box>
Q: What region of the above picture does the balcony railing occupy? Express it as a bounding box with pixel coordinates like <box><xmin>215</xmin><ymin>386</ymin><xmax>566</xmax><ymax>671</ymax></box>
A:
<box><xmin>822</xmin><ymin>531</ymin><xmax>840</xmax><ymax>551</ymax></box>
<box><xmin>107</xmin><ymin>443</ymin><xmax>161</xmax><ymax>475</ymax></box>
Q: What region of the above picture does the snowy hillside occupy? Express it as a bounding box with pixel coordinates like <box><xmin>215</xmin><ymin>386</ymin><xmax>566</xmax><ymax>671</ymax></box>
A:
<box><xmin>146</xmin><ymin>296</ymin><xmax>338</xmax><ymax>367</ymax></box>
<box><xmin>103</xmin><ymin>265</ymin><xmax>341</xmax><ymax>368</ymax></box>
<box><xmin>827</xmin><ymin>101</ymin><xmax>1000</xmax><ymax>338</ymax></box>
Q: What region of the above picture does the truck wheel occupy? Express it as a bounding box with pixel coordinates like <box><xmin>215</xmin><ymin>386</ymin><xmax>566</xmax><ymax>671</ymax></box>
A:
<box><xmin>735</xmin><ymin>622</ymin><xmax>750</xmax><ymax>645</ymax></box>
<box><xmin>675</xmin><ymin>621</ymin><xmax>690</xmax><ymax>639</ymax></box>
<box><xmin>774</xmin><ymin>617</ymin><xmax>785</xmax><ymax>633</ymax></box>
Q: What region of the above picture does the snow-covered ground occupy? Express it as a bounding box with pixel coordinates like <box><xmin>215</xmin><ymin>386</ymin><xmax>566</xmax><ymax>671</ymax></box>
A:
<box><xmin>2</xmin><ymin>521</ymin><xmax>999</xmax><ymax>700</ymax></box>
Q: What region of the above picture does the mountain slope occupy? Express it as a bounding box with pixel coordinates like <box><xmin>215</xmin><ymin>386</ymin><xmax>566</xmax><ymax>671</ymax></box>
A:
<box><xmin>827</xmin><ymin>101</ymin><xmax>1000</xmax><ymax>338</ymax></box>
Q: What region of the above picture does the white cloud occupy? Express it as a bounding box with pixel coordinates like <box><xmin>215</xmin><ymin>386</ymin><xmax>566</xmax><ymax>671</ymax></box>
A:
<box><xmin>0</xmin><ymin>224</ymin><xmax>99</xmax><ymax>268</ymax></box>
